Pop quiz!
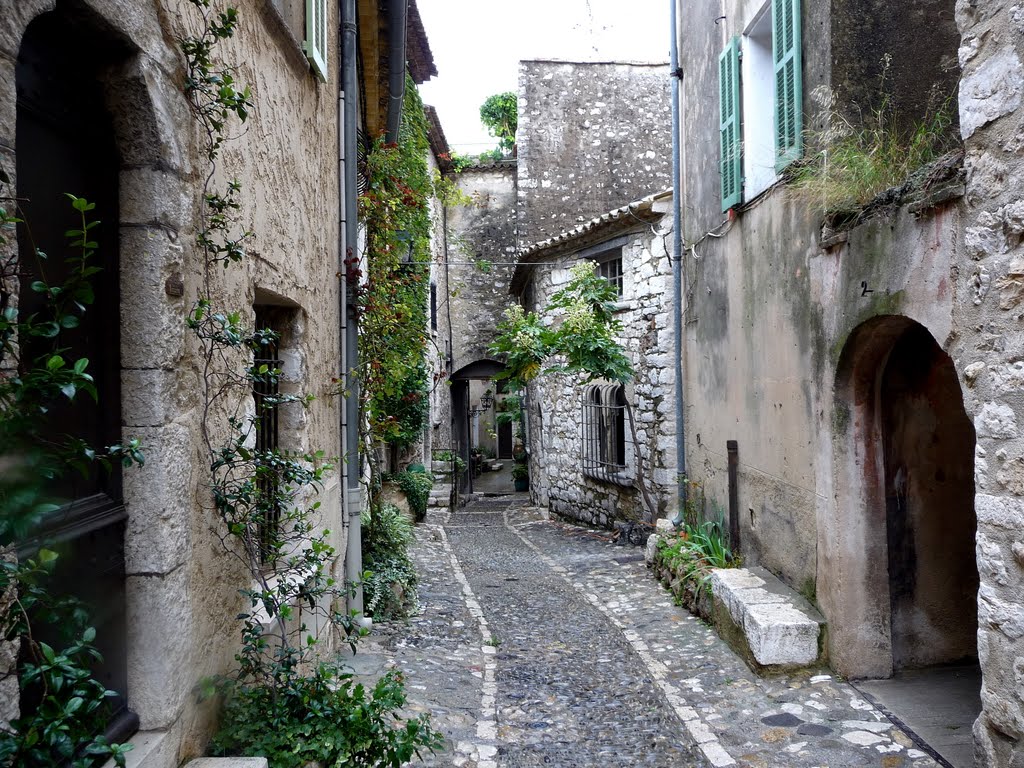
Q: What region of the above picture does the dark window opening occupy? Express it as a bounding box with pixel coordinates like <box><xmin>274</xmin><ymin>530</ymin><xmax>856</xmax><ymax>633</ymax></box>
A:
<box><xmin>595</xmin><ymin>251</ymin><xmax>624</xmax><ymax>298</ymax></box>
<box><xmin>254</xmin><ymin>306</ymin><xmax>284</xmax><ymax>564</ymax></box>
<box><xmin>430</xmin><ymin>282</ymin><xmax>438</xmax><ymax>331</ymax></box>
<box><xmin>582</xmin><ymin>383</ymin><xmax>631</xmax><ymax>485</ymax></box>
<box><xmin>14</xmin><ymin>5</ymin><xmax>135</xmax><ymax>741</ymax></box>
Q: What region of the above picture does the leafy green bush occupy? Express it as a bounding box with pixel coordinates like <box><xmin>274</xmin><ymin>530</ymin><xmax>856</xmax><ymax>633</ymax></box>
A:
<box><xmin>362</xmin><ymin>503</ymin><xmax>418</xmax><ymax>620</ymax></box>
<box><xmin>656</xmin><ymin>518</ymin><xmax>735</xmax><ymax>600</ymax></box>
<box><xmin>210</xmin><ymin>662</ymin><xmax>441</xmax><ymax>768</ymax></box>
<box><xmin>433</xmin><ymin>449</ymin><xmax>466</xmax><ymax>477</ymax></box>
<box><xmin>479</xmin><ymin>91</ymin><xmax>517</xmax><ymax>154</ymax></box>
<box><xmin>383</xmin><ymin>469</ymin><xmax>432</xmax><ymax>522</ymax></box>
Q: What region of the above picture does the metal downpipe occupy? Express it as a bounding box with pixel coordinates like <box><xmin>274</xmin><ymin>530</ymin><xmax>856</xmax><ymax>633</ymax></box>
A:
<box><xmin>340</xmin><ymin>0</ymin><xmax>365</xmax><ymax>618</ymax></box>
<box><xmin>670</xmin><ymin>0</ymin><xmax>688</xmax><ymax>527</ymax></box>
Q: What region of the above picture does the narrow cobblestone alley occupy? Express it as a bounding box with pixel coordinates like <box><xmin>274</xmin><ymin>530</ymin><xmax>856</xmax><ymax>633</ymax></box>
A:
<box><xmin>348</xmin><ymin>498</ymin><xmax>947</xmax><ymax>768</ymax></box>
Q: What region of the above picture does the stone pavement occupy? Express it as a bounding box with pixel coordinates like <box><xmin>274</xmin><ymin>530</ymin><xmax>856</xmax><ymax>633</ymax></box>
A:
<box><xmin>346</xmin><ymin>497</ymin><xmax>947</xmax><ymax>768</ymax></box>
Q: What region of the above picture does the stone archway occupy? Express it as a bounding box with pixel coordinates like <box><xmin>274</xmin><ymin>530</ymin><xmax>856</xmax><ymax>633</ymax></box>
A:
<box><xmin>829</xmin><ymin>315</ymin><xmax>978</xmax><ymax>679</ymax></box>
<box><xmin>6</xmin><ymin>0</ymin><xmax>194</xmax><ymax>744</ymax></box>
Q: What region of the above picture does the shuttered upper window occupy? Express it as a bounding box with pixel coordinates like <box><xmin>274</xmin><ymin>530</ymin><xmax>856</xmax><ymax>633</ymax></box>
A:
<box><xmin>718</xmin><ymin>0</ymin><xmax>802</xmax><ymax>211</ymax></box>
<box><xmin>304</xmin><ymin>0</ymin><xmax>328</xmax><ymax>82</ymax></box>
<box><xmin>719</xmin><ymin>37</ymin><xmax>742</xmax><ymax>212</ymax></box>
<box><xmin>772</xmin><ymin>0</ymin><xmax>802</xmax><ymax>170</ymax></box>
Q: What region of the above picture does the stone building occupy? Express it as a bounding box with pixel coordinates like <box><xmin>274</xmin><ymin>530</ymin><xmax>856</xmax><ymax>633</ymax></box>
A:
<box><xmin>438</xmin><ymin>59</ymin><xmax>673</xmax><ymax>500</ymax></box>
<box><xmin>517</xmin><ymin>59</ymin><xmax>673</xmax><ymax>246</ymax></box>
<box><xmin>673</xmin><ymin>0</ymin><xmax>1023</xmax><ymax>762</ymax></box>
<box><xmin>512</xmin><ymin>191</ymin><xmax>678</xmax><ymax>529</ymax></box>
<box><xmin>0</xmin><ymin>0</ymin><xmax>434</xmax><ymax>765</ymax></box>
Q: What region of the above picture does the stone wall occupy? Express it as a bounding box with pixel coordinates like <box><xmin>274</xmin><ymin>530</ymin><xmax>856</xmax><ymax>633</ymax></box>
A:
<box><xmin>0</xmin><ymin>1</ymin><xmax>346</xmax><ymax>764</ymax></box>
<box><xmin>524</xmin><ymin>212</ymin><xmax>677</xmax><ymax>528</ymax></box>
<box><xmin>445</xmin><ymin>163</ymin><xmax>518</xmax><ymax>372</ymax></box>
<box><xmin>426</xmin><ymin>149</ymin><xmax>453</xmax><ymax>463</ymax></box>
<box><xmin>516</xmin><ymin>60</ymin><xmax>672</xmax><ymax>248</ymax></box>
<box><xmin>954</xmin><ymin>2</ymin><xmax>1024</xmax><ymax>763</ymax></box>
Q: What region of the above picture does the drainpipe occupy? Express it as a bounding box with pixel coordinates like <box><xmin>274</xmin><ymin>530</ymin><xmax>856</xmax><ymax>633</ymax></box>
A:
<box><xmin>384</xmin><ymin>0</ymin><xmax>409</xmax><ymax>144</ymax></box>
<box><xmin>340</xmin><ymin>0</ymin><xmax>365</xmax><ymax>619</ymax></box>
<box><xmin>670</xmin><ymin>0</ymin><xmax>689</xmax><ymax>527</ymax></box>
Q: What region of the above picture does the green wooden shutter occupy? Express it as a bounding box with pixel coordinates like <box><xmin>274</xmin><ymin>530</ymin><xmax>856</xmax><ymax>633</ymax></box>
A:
<box><xmin>304</xmin><ymin>0</ymin><xmax>328</xmax><ymax>82</ymax></box>
<box><xmin>719</xmin><ymin>36</ymin><xmax>742</xmax><ymax>212</ymax></box>
<box><xmin>772</xmin><ymin>0</ymin><xmax>802</xmax><ymax>171</ymax></box>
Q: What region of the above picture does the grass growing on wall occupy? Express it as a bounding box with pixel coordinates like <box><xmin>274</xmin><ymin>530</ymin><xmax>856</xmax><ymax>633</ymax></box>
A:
<box><xmin>791</xmin><ymin>76</ymin><xmax>958</xmax><ymax>214</ymax></box>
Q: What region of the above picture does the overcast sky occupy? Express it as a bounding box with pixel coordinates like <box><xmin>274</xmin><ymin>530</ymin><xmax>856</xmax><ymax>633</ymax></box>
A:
<box><xmin>417</xmin><ymin>0</ymin><xmax>671</xmax><ymax>154</ymax></box>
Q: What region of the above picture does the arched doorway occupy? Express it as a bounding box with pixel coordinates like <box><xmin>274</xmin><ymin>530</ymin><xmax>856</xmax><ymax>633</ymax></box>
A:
<box><xmin>830</xmin><ymin>315</ymin><xmax>978</xmax><ymax>678</ymax></box>
<box><xmin>449</xmin><ymin>359</ymin><xmax>514</xmax><ymax>497</ymax></box>
<box><xmin>15</xmin><ymin>4</ymin><xmax>133</xmax><ymax>740</ymax></box>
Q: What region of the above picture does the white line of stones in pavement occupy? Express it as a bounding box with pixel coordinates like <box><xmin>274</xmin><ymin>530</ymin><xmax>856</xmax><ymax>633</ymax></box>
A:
<box><xmin>434</xmin><ymin>524</ymin><xmax>500</xmax><ymax>768</ymax></box>
<box><xmin>502</xmin><ymin>509</ymin><xmax>737</xmax><ymax>768</ymax></box>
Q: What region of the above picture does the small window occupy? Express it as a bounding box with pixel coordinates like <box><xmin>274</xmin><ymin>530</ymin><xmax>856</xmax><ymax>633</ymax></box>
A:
<box><xmin>253</xmin><ymin>306</ymin><xmax>284</xmax><ymax>564</ymax></box>
<box><xmin>595</xmin><ymin>251</ymin><xmax>624</xmax><ymax>298</ymax></box>
<box><xmin>430</xmin><ymin>282</ymin><xmax>438</xmax><ymax>331</ymax></box>
<box><xmin>303</xmin><ymin>0</ymin><xmax>328</xmax><ymax>82</ymax></box>
<box><xmin>582</xmin><ymin>383</ymin><xmax>632</xmax><ymax>485</ymax></box>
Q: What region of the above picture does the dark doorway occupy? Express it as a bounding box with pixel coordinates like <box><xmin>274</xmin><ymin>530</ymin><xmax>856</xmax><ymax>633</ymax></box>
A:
<box><xmin>449</xmin><ymin>359</ymin><xmax>510</xmax><ymax>497</ymax></box>
<box><xmin>15</xmin><ymin>5</ymin><xmax>134</xmax><ymax>739</ymax></box>
<box><xmin>880</xmin><ymin>324</ymin><xmax>978</xmax><ymax>670</ymax></box>
<box><xmin>497</xmin><ymin>419</ymin><xmax>514</xmax><ymax>460</ymax></box>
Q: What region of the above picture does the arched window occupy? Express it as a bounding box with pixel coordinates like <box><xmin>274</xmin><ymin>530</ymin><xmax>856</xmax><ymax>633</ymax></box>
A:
<box><xmin>582</xmin><ymin>383</ymin><xmax>630</xmax><ymax>484</ymax></box>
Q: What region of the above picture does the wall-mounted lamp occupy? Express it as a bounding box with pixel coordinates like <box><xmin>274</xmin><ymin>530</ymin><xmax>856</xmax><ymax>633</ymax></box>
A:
<box><xmin>480</xmin><ymin>390</ymin><xmax>494</xmax><ymax>409</ymax></box>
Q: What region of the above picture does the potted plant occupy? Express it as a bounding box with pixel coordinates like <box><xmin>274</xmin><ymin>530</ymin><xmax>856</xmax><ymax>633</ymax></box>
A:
<box><xmin>511</xmin><ymin>461</ymin><xmax>529</xmax><ymax>492</ymax></box>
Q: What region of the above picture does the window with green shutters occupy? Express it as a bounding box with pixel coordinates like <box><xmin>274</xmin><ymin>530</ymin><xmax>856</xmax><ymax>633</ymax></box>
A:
<box><xmin>304</xmin><ymin>0</ymin><xmax>328</xmax><ymax>82</ymax></box>
<box><xmin>718</xmin><ymin>1</ymin><xmax>803</xmax><ymax>210</ymax></box>
<box><xmin>719</xmin><ymin>36</ymin><xmax>742</xmax><ymax>212</ymax></box>
<box><xmin>772</xmin><ymin>0</ymin><xmax>802</xmax><ymax>171</ymax></box>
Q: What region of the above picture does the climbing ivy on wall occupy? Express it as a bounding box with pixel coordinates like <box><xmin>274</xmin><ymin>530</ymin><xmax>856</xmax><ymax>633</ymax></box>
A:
<box><xmin>356</xmin><ymin>77</ymin><xmax>434</xmax><ymax>453</ymax></box>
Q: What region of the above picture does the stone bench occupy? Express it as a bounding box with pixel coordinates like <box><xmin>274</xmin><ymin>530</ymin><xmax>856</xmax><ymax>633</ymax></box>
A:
<box><xmin>709</xmin><ymin>566</ymin><xmax>825</xmax><ymax>671</ymax></box>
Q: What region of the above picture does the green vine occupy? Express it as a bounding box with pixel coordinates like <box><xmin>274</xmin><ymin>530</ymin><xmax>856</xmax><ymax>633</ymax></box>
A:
<box><xmin>0</xmin><ymin>183</ymin><xmax>141</xmax><ymax>765</ymax></box>
<box><xmin>354</xmin><ymin>76</ymin><xmax>434</xmax><ymax>455</ymax></box>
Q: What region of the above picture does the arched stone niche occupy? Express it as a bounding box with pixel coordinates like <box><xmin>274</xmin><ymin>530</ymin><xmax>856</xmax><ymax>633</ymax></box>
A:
<box><xmin>826</xmin><ymin>314</ymin><xmax>978</xmax><ymax>679</ymax></box>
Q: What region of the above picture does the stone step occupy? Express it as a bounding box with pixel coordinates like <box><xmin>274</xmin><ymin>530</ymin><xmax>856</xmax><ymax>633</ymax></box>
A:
<box><xmin>709</xmin><ymin>566</ymin><xmax>824</xmax><ymax>671</ymax></box>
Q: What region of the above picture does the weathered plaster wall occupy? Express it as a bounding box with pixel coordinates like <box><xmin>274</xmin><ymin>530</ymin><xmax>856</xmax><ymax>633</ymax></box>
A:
<box><xmin>831</xmin><ymin>0</ymin><xmax>960</xmax><ymax>135</ymax></box>
<box><xmin>445</xmin><ymin>163</ymin><xmax>518</xmax><ymax>372</ymax></box>
<box><xmin>524</xmin><ymin>216</ymin><xmax>678</xmax><ymax>529</ymax></box>
<box><xmin>516</xmin><ymin>60</ymin><xmax>672</xmax><ymax>248</ymax></box>
<box><xmin>954</xmin><ymin>2</ymin><xmax>1024</xmax><ymax>763</ymax></box>
<box><xmin>680</xmin><ymin>0</ymin><xmax>979</xmax><ymax>683</ymax></box>
<box><xmin>0</xmin><ymin>1</ymin><xmax>345</xmax><ymax>764</ymax></box>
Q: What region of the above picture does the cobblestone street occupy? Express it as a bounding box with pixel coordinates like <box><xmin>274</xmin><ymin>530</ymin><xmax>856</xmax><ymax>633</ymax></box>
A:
<box><xmin>348</xmin><ymin>497</ymin><xmax>946</xmax><ymax>768</ymax></box>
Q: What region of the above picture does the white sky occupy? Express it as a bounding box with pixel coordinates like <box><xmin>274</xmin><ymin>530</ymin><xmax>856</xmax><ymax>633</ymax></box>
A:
<box><xmin>416</xmin><ymin>0</ymin><xmax>671</xmax><ymax>154</ymax></box>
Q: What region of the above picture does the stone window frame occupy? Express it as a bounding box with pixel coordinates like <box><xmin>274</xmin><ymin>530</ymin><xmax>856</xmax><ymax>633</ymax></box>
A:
<box><xmin>581</xmin><ymin>382</ymin><xmax>635</xmax><ymax>487</ymax></box>
<box><xmin>4</xmin><ymin>1</ymin><xmax>201</xmax><ymax>752</ymax></box>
